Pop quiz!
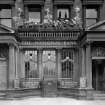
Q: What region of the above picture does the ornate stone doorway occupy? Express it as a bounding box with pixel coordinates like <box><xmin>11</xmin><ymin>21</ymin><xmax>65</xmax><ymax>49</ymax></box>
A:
<box><xmin>92</xmin><ymin>59</ymin><xmax>105</xmax><ymax>91</ymax></box>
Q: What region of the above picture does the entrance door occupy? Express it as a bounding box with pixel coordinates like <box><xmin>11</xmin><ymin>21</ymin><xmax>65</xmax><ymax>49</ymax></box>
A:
<box><xmin>92</xmin><ymin>60</ymin><xmax>105</xmax><ymax>91</ymax></box>
<box><xmin>42</xmin><ymin>50</ymin><xmax>57</xmax><ymax>97</ymax></box>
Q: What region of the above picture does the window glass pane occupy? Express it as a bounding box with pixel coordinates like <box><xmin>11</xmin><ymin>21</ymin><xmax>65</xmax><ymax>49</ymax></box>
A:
<box><xmin>0</xmin><ymin>9</ymin><xmax>11</xmax><ymax>18</ymax></box>
<box><xmin>24</xmin><ymin>50</ymin><xmax>38</xmax><ymax>78</ymax></box>
<box><xmin>1</xmin><ymin>19</ymin><xmax>12</xmax><ymax>27</ymax></box>
<box><xmin>86</xmin><ymin>19</ymin><xmax>96</xmax><ymax>27</ymax></box>
<box><xmin>43</xmin><ymin>51</ymin><xmax>56</xmax><ymax>78</ymax></box>
<box><xmin>61</xmin><ymin>50</ymin><xmax>74</xmax><ymax>78</ymax></box>
<box><xmin>57</xmin><ymin>9</ymin><xmax>69</xmax><ymax>19</ymax></box>
<box><xmin>29</xmin><ymin>12</ymin><xmax>40</xmax><ymax>23</ymax></box>
<box><xmin>86</xmin><ymin>9</ymin><xmax>97</xmax><ymax>18</ymax></box>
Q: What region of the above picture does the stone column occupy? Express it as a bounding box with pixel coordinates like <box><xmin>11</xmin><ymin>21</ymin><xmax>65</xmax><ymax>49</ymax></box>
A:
<box><xmin>81</xmin><ymin>47</ymin><xmax>86</xmax><ymax>77</ymax></box>
<box><xmin>73</xmin><ymin>49</ymin><xmax>79</xmax><ymax>82</ymax></box>
<box><xmin>8</xmin><ymin>44</ymin><xmax>15</xmax><ymax>89</ymax></box>
<box><xmin>37</xmin><ymin>49</ymin><xmax>43</xmax><ymax>80</ymax></box>
<box><xmin>56</xmin><ymin>49</ymin><xmax>62</xmax><ymax>79</ymax></box>
<box><xmin>20</xmin><ymin>49</ymin><xmax>25</xmax><ymax>78</ymax></box>
<box><xmin>86</xmin><ymin>44</ymin><xmax>92</xmax><ymax>89</ymax></box>
<box><xmin>14</xmin><ymin>48</ymin><xmax>20</xmax><ymax>88</ymax></box>
<box><xmin>80</xmin><ymin>47</ymin><xmax>86</xmax><ymax>88</ymax></box>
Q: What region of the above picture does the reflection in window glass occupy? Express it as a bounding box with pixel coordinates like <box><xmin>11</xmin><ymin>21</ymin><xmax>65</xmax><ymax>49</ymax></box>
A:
<box><xmin>0</xmin><ymin>9</ymin><xmax>12</xmax><ymax>27</ymax></box>
<box><xmin>24</xmin><ymin>50</ymin><xmax>38</xmax><ymax>78</ymax></box>
<box><xmin>1</xmin><ymin>19</ymin><xmax>12</xmax><ymax>27</ymax></box>
<box><xmin>43</xmin><ymin>51</ymin><xmax>56</xmax><ymax>78</ymax></box>
<box><xmin>57</xmin><ymin>9</ymin><xmax>69</xmax><ymax>19</ymax></box>
<box><xmin>29</xmin><ymin>7</ymin><xmax>41</xmax><ymax>23</ymax></box>
<box><xmin>86</xmin><ymin>19</ymin><xmax>96</xmax><ymax>27</ymax></box>
<box><xmin>0</xmin><ymin>9</ymin><xmax>11</xmax><ymax>18</ymax></box>
<box><xmin>61</xmin><ymin>50</ymin><xmax>74</xmax><ymax>78</ymax></box>
<box><xmin>86</xmin><ymin>8</ymin><xmax>98</xmax><ymax>27</ymax></box>
<box><xmin>29</xmin><ymin>12</ymin><xmax>40</xmax><ymax>23</ymax></box>
<box><xmin>86</xmin><ymin>9</ymin><xmax>97</xmax><ymax>18</ymax></box>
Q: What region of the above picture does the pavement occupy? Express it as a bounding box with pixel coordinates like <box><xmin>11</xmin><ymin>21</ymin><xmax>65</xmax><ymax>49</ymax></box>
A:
<box><xmin>0</xmin><ymin>97</ymin><xmax>105</xmax><ymax>105</ymax></box>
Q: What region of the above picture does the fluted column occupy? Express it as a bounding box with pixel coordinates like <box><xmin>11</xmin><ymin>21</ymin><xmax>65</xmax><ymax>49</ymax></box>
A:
<box><xmin>86</xmin><ymin>43</ymin><xmax>92</xmax><ymax>89</ymax></box>
<box><xmin>8</xmin><ymin>44</ymin><xmax>15</xmax><ymax>88</ymax></box>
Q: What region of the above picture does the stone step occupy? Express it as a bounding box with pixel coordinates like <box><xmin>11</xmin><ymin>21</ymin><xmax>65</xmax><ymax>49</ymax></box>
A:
<box><xmin>94</xmin><ymin>94</ymin><xmax>105</xmax><ymax>97</ymax></box>
<box><xmin>93</xmin><ymin>93</ymin><xmax>105</xmax><ymax>100</ymax></box>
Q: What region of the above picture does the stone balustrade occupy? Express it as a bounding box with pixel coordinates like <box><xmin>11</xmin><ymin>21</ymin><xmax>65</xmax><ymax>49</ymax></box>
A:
<box><xmin>17</xmin><ymin>30</ymin><xmax>81</xmax><ymax>41</ymax></box>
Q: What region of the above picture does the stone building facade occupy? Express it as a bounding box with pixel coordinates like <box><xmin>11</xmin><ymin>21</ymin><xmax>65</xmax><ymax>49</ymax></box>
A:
<box><xmin>0</xmin><ymin>0</ymin><xmax>105</xmax><ymax>99</ymax></box>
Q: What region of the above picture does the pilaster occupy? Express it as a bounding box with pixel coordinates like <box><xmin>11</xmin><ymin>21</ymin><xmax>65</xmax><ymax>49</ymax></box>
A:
<box><xmin>20</xmin><ymin>49</ymin><xmax>25</xmax><ymax>78</ymax></box>
<box><xmin>56</xmin><ymin>49</ymin><xmax>62</xmax><ymax>79</ymax></box>
<box><xmin>8</xmin><ymin>44</ymin><xmax>15</xmax><ymax>89</ymax></box>
<box><xmin>37</xmin><ymin>49</ymin><xmax>43</xmax><ymax>80</ymax></box>
<box><xmin>86</xmin><ymin>43</ymin><xmax>92</xmax><ymax>89</ymax></box>
<box><xmin>73</xmin><ymin>49</ymin><xmax>79</xmax><ymax>82</ymax></box>
<box><xmin>14</xmin><ymin>48</ymin><xmax>20</xmax><ymax>88</ymax></box>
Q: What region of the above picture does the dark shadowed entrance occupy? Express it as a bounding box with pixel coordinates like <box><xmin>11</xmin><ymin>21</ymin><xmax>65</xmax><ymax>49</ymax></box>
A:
<box><xmin>92</xmin><ymin>59</ymin><xmax>105</xmax><ymax>91</ymax></box>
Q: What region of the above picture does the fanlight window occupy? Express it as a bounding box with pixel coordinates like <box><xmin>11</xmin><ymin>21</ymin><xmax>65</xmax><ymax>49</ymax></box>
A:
<box><xmin>61</xmin><ymin>50</ymin><xmax>74</xmax><ymax>78</ymax></box>
<box><xmin>24</xmin><ymin>50</ymin><xmax>38</xmax><ymax>78</ymax></box>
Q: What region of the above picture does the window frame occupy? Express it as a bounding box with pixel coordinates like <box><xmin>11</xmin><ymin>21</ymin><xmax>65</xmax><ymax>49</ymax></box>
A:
<box><xmin>24</xmin><ymin>50</ymin><xmax>38</xmax><ymax>78</ymax></box>
<box><xmin>84</xmin><ymin>5</ymin><xmax>100</xmax><ymax>27</ymax></box>
<box><xmin>0</xmin><ymin>5</ymin><xmax>12</xmax><ymax>27</ymax></box>
<box><xmin>28</xmin><ymin>5</ymin><xmax>42</xmax><ymax>23</ymax></box>
<box><xmin>61</xmin><ymin>49</ymin><xmax>74</xmax><ymax>79</ymax></box>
